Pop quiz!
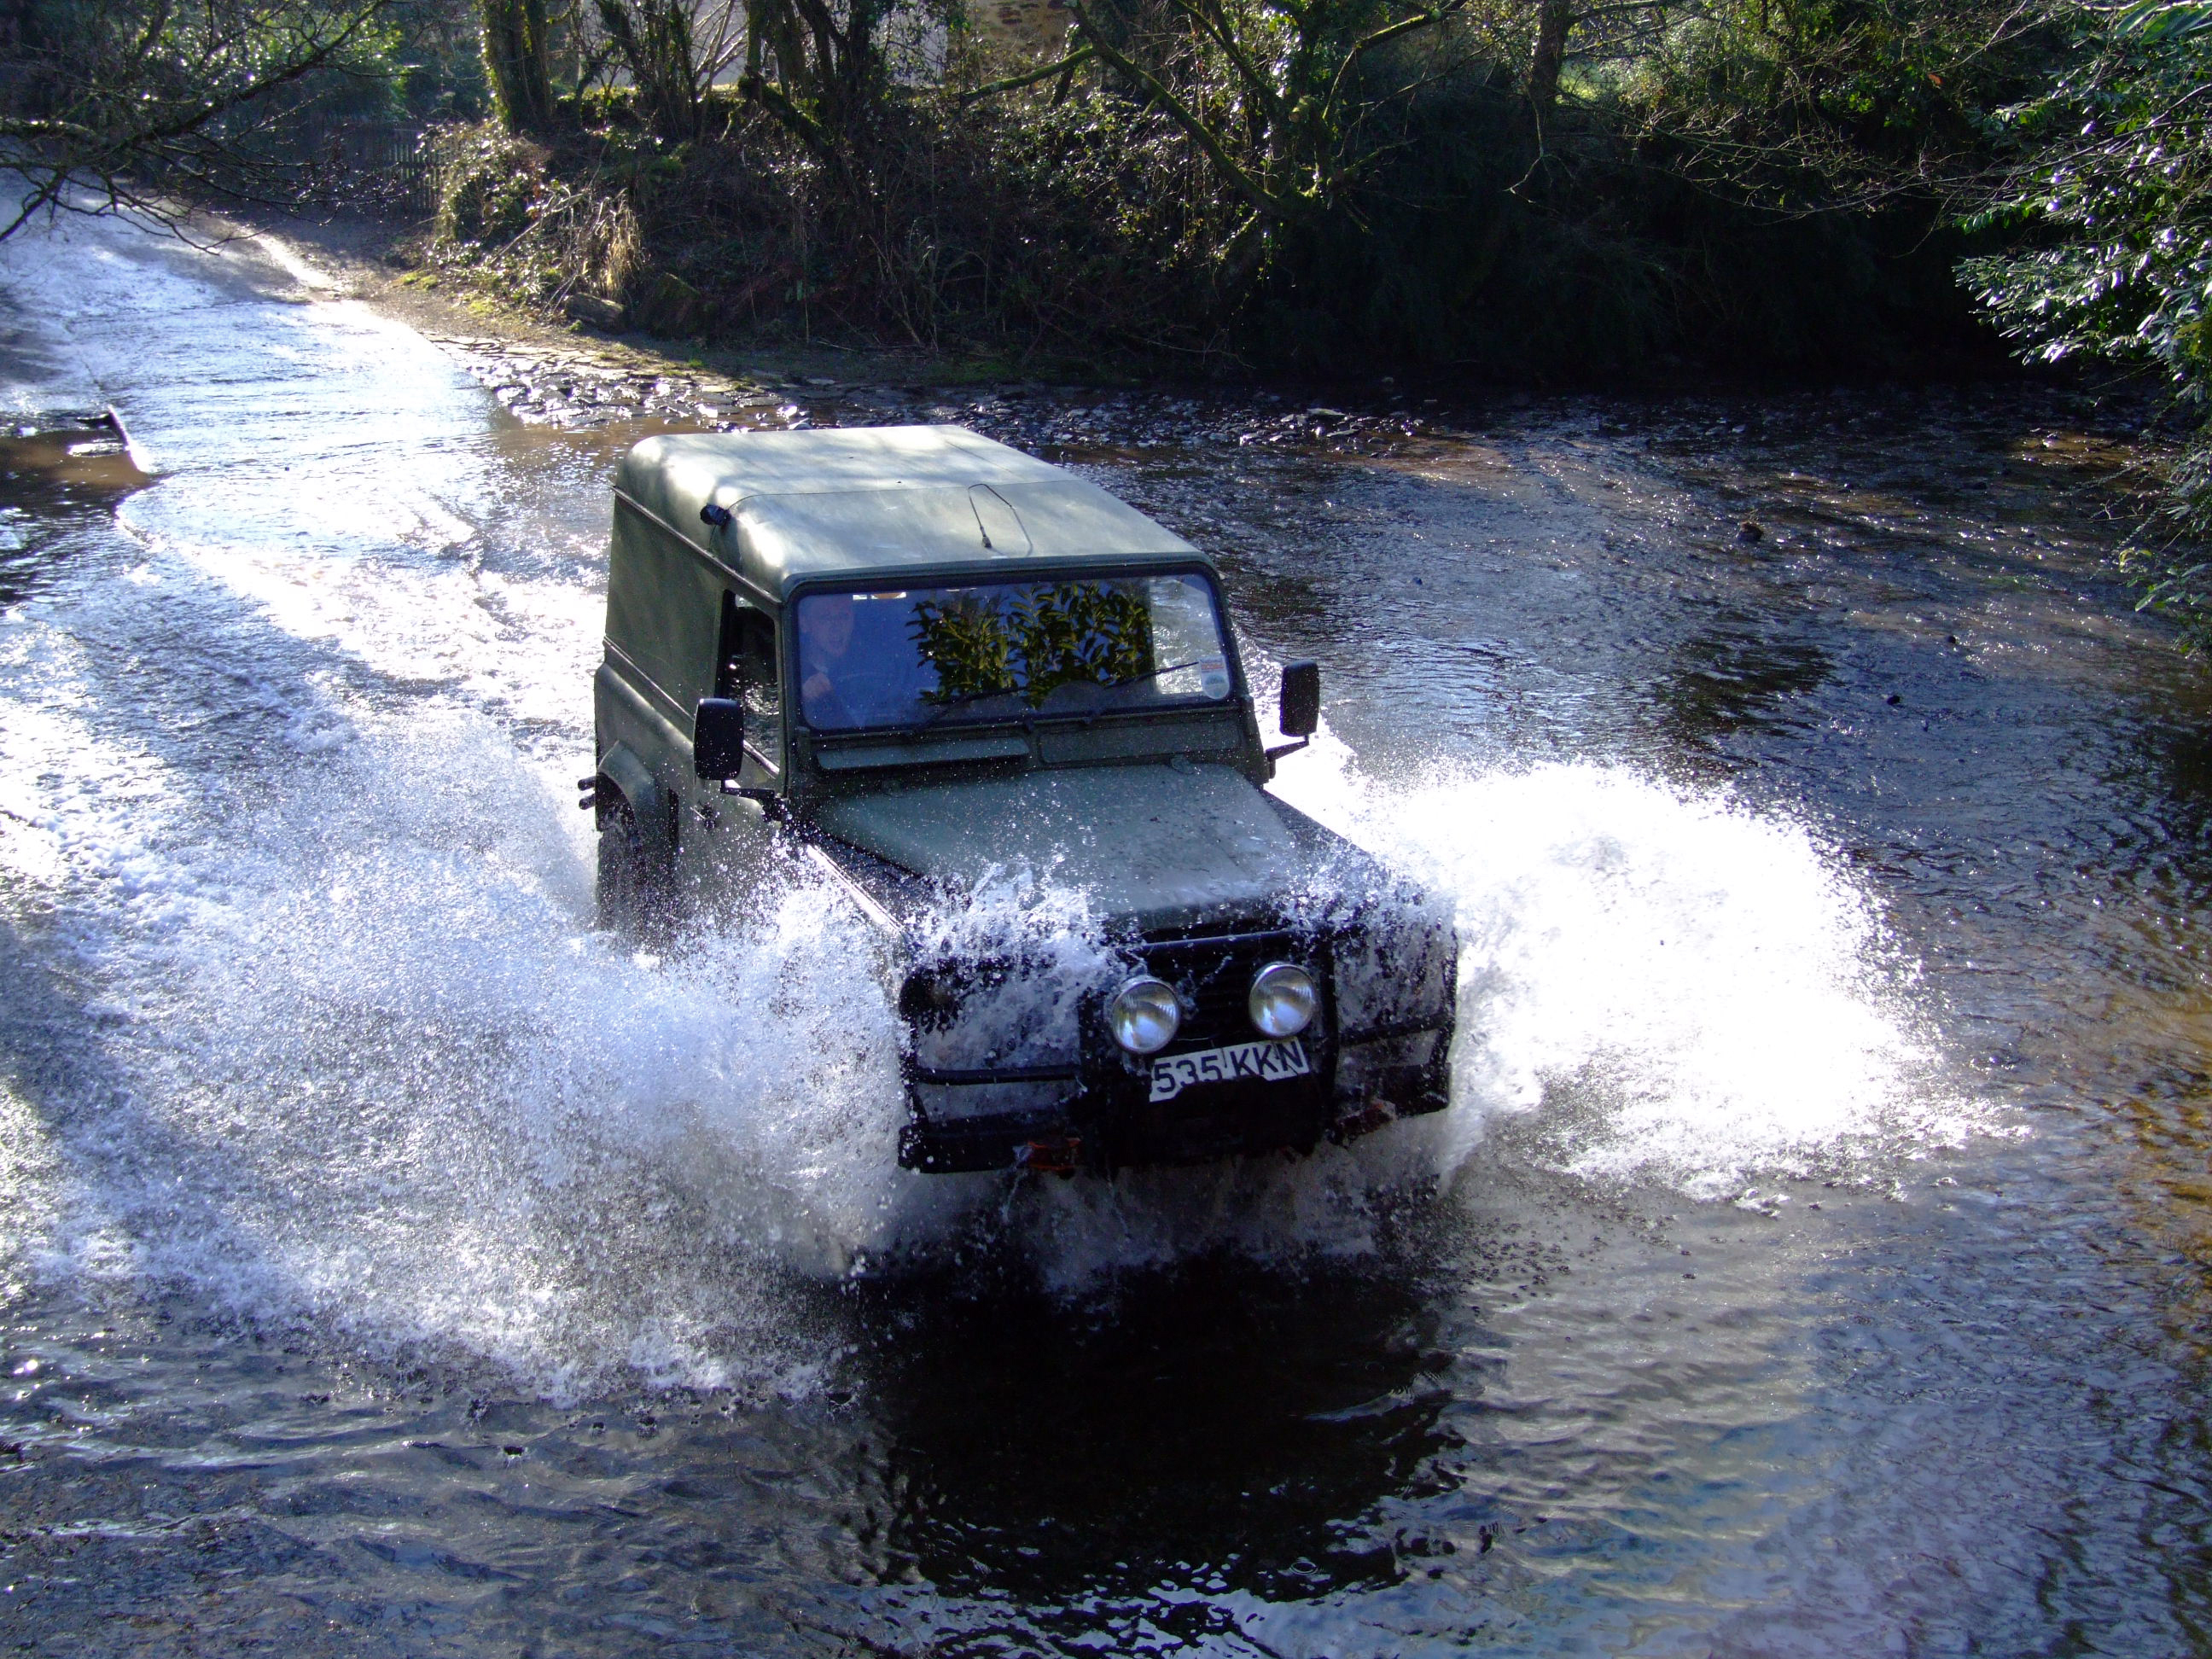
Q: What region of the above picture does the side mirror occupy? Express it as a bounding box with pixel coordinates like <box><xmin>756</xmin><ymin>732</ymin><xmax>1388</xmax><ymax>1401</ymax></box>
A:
<box><xmin>693</xmin><ymin>697</ymin><xmax>745</xmax><ymax>780</ymax></box>
<box><xmin>1278</xmin><ymin>661</ymin><xmax>1321</xmax><ymax>738</ymax></box>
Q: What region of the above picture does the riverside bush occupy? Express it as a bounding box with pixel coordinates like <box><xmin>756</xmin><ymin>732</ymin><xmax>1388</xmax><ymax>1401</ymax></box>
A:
<box><xmin>1963</xmin><ymin>0</ymin><xmax>2212</xmax><ymax>641</ymax></box>
<box><xmin>419</xmin><ymin>0</ymin><xmax>2053</xmax><ymax>376</ymax></box>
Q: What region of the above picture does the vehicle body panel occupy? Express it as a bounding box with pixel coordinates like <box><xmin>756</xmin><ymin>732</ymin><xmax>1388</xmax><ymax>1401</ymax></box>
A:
<box><xmin>812</xmin><ymin>763</ymin><xmax>1309</xmax><ymax>935</ymax></box>
<box><xmin>614</xmin><ymin>427</ymin><xmax>1197</xmax><ymax>605</ymax></box>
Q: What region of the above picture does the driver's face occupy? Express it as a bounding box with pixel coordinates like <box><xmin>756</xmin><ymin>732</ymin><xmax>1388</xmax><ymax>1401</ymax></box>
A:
<box><xmin>803</xmin><ymin>595</ymin><xmax>856</xmax><ymax>657</ymax></box>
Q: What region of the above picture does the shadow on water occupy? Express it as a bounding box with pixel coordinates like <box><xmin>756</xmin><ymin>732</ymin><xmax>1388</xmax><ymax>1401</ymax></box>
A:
<box><xmin>847</xmin><ymin>1257</ymin><xmax>1464</xmax><ymax>1608</ymax></box>
<box><xmin>0</xmin><ymin>905</ymin><xmax>122</xmax><ymax>1204</ymax></box>
<box><xmin>1649</xmin><ymin>623</ymin><xmax>1832</xmax><ymax>750</ymax></box>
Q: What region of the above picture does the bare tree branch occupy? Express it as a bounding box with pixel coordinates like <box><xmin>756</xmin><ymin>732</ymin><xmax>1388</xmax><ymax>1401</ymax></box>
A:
<box><xmin>0</xmin><ymin>0</ymin><xmax>399</xmax><ymax>238</ymax></box>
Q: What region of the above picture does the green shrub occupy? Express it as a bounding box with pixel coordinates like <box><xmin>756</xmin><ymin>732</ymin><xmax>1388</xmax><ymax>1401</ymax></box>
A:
<box><xmin>1963</xmin><ymin>0</ymin><xmax>2212</xmax><ymax>642</ymax></box>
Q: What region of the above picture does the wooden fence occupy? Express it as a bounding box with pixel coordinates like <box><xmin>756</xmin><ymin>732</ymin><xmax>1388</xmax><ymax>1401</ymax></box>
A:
<box><xmin>277</xmin><ymin>117</ymin><xmax>439</xmax><ymax>218</ymax></box>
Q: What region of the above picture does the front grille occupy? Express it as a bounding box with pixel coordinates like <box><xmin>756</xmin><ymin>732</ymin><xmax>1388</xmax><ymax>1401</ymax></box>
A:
<box><xmin>1132</xmin><ymin>928</ymin><xmax>1324</xmax><ymax>1052</ymax></box>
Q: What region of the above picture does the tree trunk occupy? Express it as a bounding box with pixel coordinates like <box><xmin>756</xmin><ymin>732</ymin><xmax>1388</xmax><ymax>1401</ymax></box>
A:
<box><xmin>1527</xmin><ymin>0</ymin><xmax>1572</xmax><ymax>114</ymax></box>
<box><xmin>597</xmin><ymin>0</ymin><xmax>699</xmax><ymax>141</ymax></box>
<box><xmin>480</xmin><ymin>0</ymin><xmax>555</xmax><ymax>131</ymax></box>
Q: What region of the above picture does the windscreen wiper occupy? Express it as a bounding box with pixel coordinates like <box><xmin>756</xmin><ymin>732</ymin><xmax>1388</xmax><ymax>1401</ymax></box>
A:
<box><xmin>917</xmin><ymin>684</ymin><xmax>1023</xmax><ymax>726</ymax></box>
<box><xmin>840</xmin><ymin>661</ymin><xmax>1217</xmax><ymax>742</ymax></box>
<box><xmin>1102</xmin><ymin>658</ymin><xmax>1215</xmax><ymax>694</ymax></box>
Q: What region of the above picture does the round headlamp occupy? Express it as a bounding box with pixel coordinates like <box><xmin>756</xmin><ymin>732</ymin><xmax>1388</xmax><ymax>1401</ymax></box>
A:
<box><xmin>1108</xmin><ymin>975</ymin><xmax>1182</xmax><ymax>1055</ymax></box>
<box><xmin>1248</xmin><ymin>961</ymin><xmax>1318</xmax><ymax>1039</ymax></box>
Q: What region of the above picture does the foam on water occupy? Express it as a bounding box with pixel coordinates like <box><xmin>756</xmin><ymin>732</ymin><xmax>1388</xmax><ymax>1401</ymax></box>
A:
<box><xmin>8</xmin><ymin>701</ymin><xmax>914</xmax><ymax>1397</ymax></box>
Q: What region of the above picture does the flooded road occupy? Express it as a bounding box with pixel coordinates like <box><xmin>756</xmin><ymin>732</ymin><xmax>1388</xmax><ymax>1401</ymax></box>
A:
<box><xmin>0</xmin><ymin>214</ymin><xmax>2206</xmax><ymax>1656</ymax></box>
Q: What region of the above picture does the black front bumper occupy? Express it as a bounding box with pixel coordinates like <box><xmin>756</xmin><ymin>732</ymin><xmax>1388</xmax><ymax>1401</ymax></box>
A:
<box><xmin>896</xmin><ymin>922</ymin><xmax>1454</xmax><ymax>1176</ymax></box>
<box><xmin>897</xmin><ymin>1059</ymin><xmax>1341</xmax><ymax>1174</ymax></box>
<box><xmin>898</xmin><ymin>1029</ymin><xmax>1452</xmax><ymax>1176</ymax></box>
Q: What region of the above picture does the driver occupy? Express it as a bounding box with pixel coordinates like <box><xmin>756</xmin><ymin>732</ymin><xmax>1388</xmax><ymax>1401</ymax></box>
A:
<box><xmin>799</xmin><ymin>592</ymin><xmax>858</xmax><ymax>728</ymax></box>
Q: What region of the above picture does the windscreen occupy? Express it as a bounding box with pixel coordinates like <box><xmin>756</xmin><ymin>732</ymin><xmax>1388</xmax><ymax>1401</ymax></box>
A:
<box><xmin>795</xmin><ymin>573</ymin><xmax>1233</xmax><ymax>733</ymax></box>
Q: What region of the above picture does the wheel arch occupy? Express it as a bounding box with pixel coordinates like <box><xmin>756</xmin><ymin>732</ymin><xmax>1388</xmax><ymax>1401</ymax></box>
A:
<box><xmin>595</xmin><ymin>742</ymin><xmax>672</xmax><ymax>853</ymax></box>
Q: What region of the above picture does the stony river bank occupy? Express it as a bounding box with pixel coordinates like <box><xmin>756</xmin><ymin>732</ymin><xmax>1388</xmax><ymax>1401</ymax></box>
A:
<box><xmin>245</xmin><ymin>208</ymin><xmax>2167</xmax><ymax>549</ymax></box>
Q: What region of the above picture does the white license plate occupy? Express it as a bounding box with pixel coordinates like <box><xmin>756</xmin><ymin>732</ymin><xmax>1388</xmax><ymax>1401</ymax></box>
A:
<box><xmin>1150</xmin><ymin>1039</ymin><xmax>1311</xmax><ymax>1103</ymax></box>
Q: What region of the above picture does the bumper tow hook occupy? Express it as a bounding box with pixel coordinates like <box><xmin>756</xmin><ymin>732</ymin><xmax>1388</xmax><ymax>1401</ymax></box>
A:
<box><xmin>1015</xmin><ymin>1138</ymin><xmax>1082</xmax><ymax>1178</ymax></box>
<box><xmin>1330</xmin><ymin>1100</ymin><xmax>1401</xmax><ymax>1144</ymax></box>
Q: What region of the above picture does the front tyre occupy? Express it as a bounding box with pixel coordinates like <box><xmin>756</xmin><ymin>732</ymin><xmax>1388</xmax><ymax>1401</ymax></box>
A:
<box><xmin>596</xmin><ymin>796</ymin><xmax>670</xmax><ymax>933</ymax></box>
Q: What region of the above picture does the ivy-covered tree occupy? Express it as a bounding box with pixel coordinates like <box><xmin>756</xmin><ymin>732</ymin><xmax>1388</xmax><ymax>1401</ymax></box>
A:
<box><xmin>1055</xmin><ymin>0</ymin><xmax>1477</xmax><ymax>288</ymax></box>
<box><xmin>477</xmin><ymin>0</ymin><xmax>554</xmax><ymax>130</ymax></box>
<box><xmin>740</xmin><ymin>0</ymin><xmax>899</xmax><ymax>155</ymax></box>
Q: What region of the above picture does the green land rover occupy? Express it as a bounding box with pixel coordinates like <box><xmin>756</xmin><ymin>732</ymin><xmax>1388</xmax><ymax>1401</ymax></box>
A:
<box><xmin>587</xmin><ymin>424</ymin><xmax>1457</xmax><ymax>1175</ymax></box>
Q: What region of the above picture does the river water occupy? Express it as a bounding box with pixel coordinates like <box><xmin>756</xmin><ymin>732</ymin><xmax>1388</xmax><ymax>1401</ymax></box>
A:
<box><xmin>0</xmin><ymin>214</ymin><xmax>2205</xmax><ymax>1656</ymax></box>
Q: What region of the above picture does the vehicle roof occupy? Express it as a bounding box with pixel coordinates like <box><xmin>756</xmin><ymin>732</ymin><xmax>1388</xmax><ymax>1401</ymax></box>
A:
<box><xmin>614</xmin><ymin>425</ymin><xmax>1203</xmax><ymax>601</ymax></box>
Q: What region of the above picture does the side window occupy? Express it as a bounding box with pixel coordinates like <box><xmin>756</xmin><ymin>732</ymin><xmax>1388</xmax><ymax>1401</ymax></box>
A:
<box><xmin>715</xmin><ymin>593</ymin><xmax>783</xmax><ymax>777</ymax></box>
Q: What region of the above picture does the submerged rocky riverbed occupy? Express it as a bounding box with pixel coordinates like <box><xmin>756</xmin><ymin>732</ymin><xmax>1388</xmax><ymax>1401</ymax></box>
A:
<box><xmin>0</xmin><ymin>214</ymin><xmax>2204</xmax><ymax>1656</ymax></box>
<box><xmin>428</xmin><ymin>323</ymin><xmax>1443</xmax><ymax>453</ymax></box>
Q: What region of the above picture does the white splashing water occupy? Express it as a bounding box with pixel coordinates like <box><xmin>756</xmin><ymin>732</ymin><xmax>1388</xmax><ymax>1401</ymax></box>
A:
<box><xmin>1275</xmin><ymin>731</ymin><xmax>1971</xmax><ymax>1197</ymax></box>
<box><xmin>0</xmin><ymin>607</ymin><xmax>1972</xmax><ymax>1394</ymax></box>
<box><xmin>0</xmin><ymin>215</ymin><xmax>1975</xmax><ymax>1398</ymax></box>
